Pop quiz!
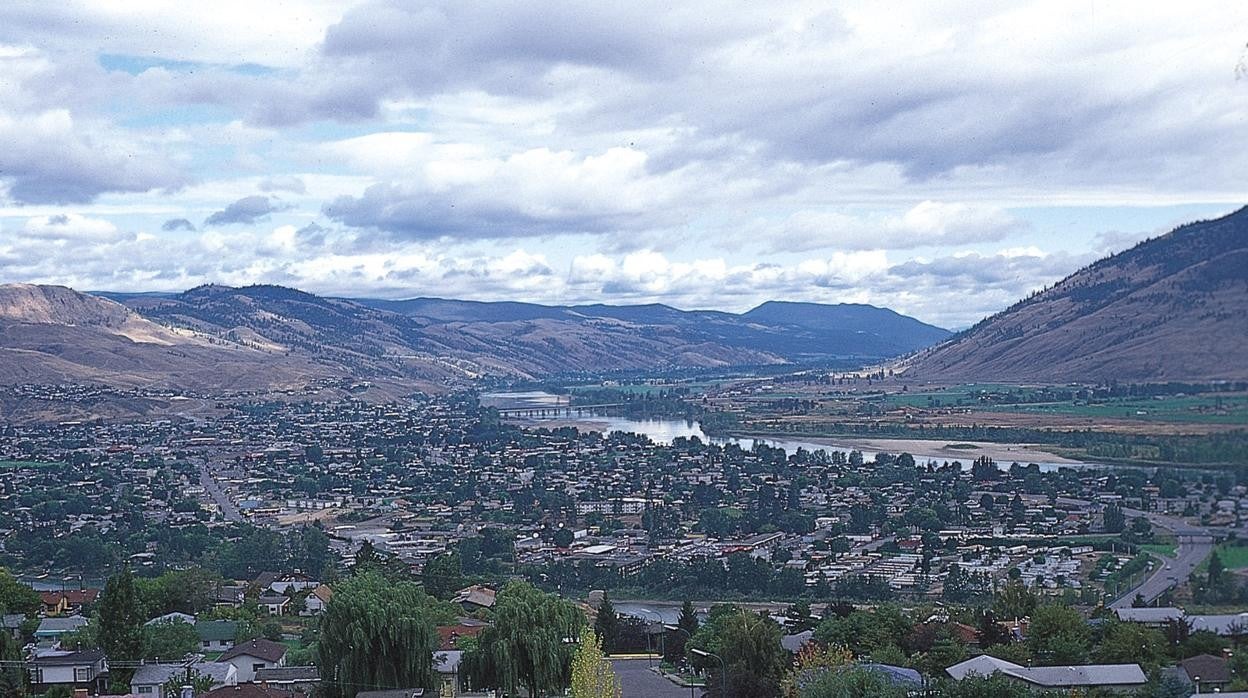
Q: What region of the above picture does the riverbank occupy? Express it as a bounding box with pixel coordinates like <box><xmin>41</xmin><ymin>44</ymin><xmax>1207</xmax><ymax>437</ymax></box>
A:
<box><xmin>736</xmin><ymin>435</ymin><xmax>1084</xmax><ymax>465</ymax></box>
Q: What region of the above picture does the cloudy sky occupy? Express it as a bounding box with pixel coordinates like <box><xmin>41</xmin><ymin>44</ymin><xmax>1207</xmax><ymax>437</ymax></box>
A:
<box><xmin>1</xmin><ymin>2</ymin><xmax>1245</xmax><ymax>328</ymax></box>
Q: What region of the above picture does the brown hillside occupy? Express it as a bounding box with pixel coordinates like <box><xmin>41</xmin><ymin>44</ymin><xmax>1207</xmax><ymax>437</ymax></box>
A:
<box><xmin>905</xmin><ymin>206</ymin><xmax>1248</xmax><ymax>383</ymax></box>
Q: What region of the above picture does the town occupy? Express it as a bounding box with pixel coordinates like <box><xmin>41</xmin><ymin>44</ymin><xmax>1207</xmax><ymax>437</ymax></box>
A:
<box><xmin>3</xmin><ymin>388</ymin><xmax>1248</xmax><ymax>695</ymax></box>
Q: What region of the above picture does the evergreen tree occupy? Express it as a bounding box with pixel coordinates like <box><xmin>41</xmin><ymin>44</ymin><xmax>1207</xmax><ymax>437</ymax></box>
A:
<box><xmin>594</xmin><ymin>595</ymin><xmax>620</xmax><ymax>654</ymax></box>
<box><xmin>421</xmin><ymin>552</ymin><xmax>464</xmax><ymax>600</ymax></box>
<box><xmin>98</xmin><ymin>568</ymin><xmax>143</xmax><ymax>671</ymax></box>
<box><xmin>1209</xmin><ymin>551</ymin><xmax>1226</xmax><ymax>586</ymax></box>
<box><xmin>678</xmin><ymin>600</ymin><xmax>699</xmax><ymax>635</ymax></box>
<box><xmin>570</xmin><ymin>630</ymin><xmax>621</xmax><ymax>698</ymax></box>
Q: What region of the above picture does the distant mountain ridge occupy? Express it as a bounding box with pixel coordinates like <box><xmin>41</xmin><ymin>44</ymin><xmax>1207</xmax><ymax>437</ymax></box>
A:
<box><xmin>905</xmin><ymin>206</ymin><xmax>1248</xmax><ymax>382</ymax></box>
<box><xmin>0</xmin><ymin>283</ymin><xmax>949</xmax><ymax>390</ymax></box>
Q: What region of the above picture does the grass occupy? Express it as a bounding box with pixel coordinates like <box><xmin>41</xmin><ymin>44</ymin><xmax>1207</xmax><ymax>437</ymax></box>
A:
<box><xmin>1210</xmin><ymin>542</ymin><xmax>1248</xmax><ymax>570</ymax></box>
<box><xmin>879</xmin><ymin>385</ymin><xmax>1248</xmax><ymax>426</ymax></box>
<box><xmin>0</xmin><ymin>460</ymin><xmax>63</xmax><ymax>469</ymax></box>
<box><xmin>1140</xmin><ymin>543</ymin><xmax>1178</xmax><ymax>558</ymax></box>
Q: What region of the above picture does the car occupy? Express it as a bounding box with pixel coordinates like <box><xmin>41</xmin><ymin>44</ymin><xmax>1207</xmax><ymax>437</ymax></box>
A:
<box><xmin>1165</xmin><ymin>564</ymin><xmax>1172</xmax><ymax>570</ymax></box>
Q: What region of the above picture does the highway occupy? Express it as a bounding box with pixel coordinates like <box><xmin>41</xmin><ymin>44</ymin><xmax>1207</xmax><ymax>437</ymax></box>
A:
<box><xmin>1108</xmin><ymin>507</ymin><xmax>1215</xmax><ymax>609</ymax></box>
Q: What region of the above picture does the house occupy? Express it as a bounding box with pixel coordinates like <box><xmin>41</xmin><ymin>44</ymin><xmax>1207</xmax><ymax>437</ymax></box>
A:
<box><xmin>35</xmin><ymin>615</ymin><xmax>89</xmax><ymax>642</ymax></box>
<box><xmin>356</xmin><ymin>690</ymin><xmax>424</xmax><ymax>698</ymax></box>
<box><xmin>302</xmin><ymin>586</ymin><xmax>332</xmax><ymax>616</ymax></box>
<box><xmin>214</xmin><ymin>586</ymin><xmax>246</xmax><ymax>609</ymax></box>
<box><xmin>39</xmin><ymin>590</ymin><xmax>100</xmax><ymax>616</ymax></box>
<box><xmin>435</xmin><ymin>620</ymin><xmax>488</xmax><ymax>650</ymax></box>
<box><xmin>2</xmin><ymin>613</ymin><xmax>25</xmax><ymax>641</ymax></box>
<box><xmin>146</xmin><ymin>612</ymin><xmax>196</xmax><ymax>626</ymax></box>
<box><xmin>1181</xmin><ymin>654</ymin><xmax>1232</xmax><ymax>691</ymax></box>
<box><xmin>202</xmin><ymin>682</ymin><xmax>296</xmax><ymax>698</ymax></box>
<box><xmin>946</xmin><ymin>655</ymin><xmax>1147</xmax><ymax>691</ymax></box>
<box><xmin>257</xmin><ymin>594</ymin><xmax>290</xmax><ymax>616</ymax></box>
<box><xmin>131</xmin><ymin>662</ymin><xmax>237</xmax><ymax>698</ymax></box>
<box><xmin>217</xmin><ymin>638</ymin><xmax>288</xmax><ymax>682</ymax></box>
<box><xmin>434</xmin><ymin>651</ymin><xmax>463</xmax><ymax>697</ymax></box>
<box><xmin>267</xmin><ymin>575</ymin><xmax>318</xmax><ymax>595</ymax></box>
<box><xmin>196</xmin><ymin>620</ymin><xmax>239</xmax><ymax>653</ymax></box>
<box><xmin>254</xmin><ymin>666</ymin><xmax>320</xmax><ymax>694</ymax></box>
<box><xmin>1113</xmin><ymin>607</ymin><xmax>1184</xmax><ymax>627</ymax></box>
<box><xmin>451</xmin><ymin>585</ymin><xmax>496</xmax><ymax>612</ymax></box>
<box><xmin>27</xmin><ymin>649</ymin><xmax>108</xmax><ymax>693</ymax></box>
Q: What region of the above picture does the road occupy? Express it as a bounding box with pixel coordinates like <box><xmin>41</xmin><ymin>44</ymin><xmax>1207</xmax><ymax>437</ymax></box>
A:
<box><xmin>1108</xmin><ymin>507</ymin><xmax>1215</xmax><ymax>609</ymax></box>
<box><xmin>198</xmin><ymin>459</ymin><xmax>243</xmax><ymax>522</ymax></box>
<box><xmin>611</xmin><ymin>658</ymin><xmax>695</xmax><ymax>698</ymax></box>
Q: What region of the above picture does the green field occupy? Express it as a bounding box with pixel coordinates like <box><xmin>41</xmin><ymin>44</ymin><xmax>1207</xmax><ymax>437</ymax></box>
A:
<box><xmin>1211</xmin><ymin>542</ymin><xmax>1248</xmax><ymax>569</ymax></box>
<box><xmin>0</xmin><ymin>460</ymin><xmax>63</xmax><ymax>469</ymax></box>
<box><xmin>881</xmin><ymin>385</ymin><xmax>1247</xmax><ymax>425</ymax></box>
<box><xmin>1140</xmin><ymin>543</ymin><xmax>1178</xmax><ymax>558</ymax></box>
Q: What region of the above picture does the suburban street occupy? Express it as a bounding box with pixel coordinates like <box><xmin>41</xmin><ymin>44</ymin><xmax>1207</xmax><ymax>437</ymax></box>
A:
<box><xmin>198</xmin><ymin>459</ymin><xmax>243</xmax><ymax>522</ymax></box>
<box><xmin>611</xmin><ymin>658</ymin><xmax>694</xmax><ymax>697</ymax></box>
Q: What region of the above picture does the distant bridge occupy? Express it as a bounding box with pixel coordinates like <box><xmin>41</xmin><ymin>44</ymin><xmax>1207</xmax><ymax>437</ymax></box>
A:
<box><xmin>495</xmin><ymin>403</ymin><xmax>624</xmax><ymax>417</ymax></box>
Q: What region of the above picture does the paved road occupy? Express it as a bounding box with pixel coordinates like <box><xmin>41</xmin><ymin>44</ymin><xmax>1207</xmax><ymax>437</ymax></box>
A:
<box><xmin>1109</xmin><ymin>507</ymin><xmax>1215</xmax><ymax>609</ymax></box>
<box><xmin>198</xmin><ymin>460</ymin><xmax>243</xmax><ymax>522</ymax></box>
<box><xmin>611</xmin><ymin>658</ymin><xmax>697</xmax><ymax>698</ymax></box>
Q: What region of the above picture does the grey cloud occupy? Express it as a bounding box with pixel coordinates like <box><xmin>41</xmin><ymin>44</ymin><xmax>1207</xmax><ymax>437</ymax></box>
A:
<box><xmin>47</xmin><ymin>214</ymin><xmax>69</xmax><ymax>225</ymax></box>
<box><xmin>161</xmin><ymin>218</ymin><xmax>196</xmax><ymax>232</ymax></box>
<box><xmin>323</xmin><ymin>184</ymin><xmax>630</xmax><ymax>240</ymax></box>
<box><xmin>204</xmin><ymin>195</ymin><xmax>285</xmax><ymax>226</ymax></box>
<box><xmin>258</xmin><ymin>176</ymin><xmax>307</xmax><ymax>194</ymax></box>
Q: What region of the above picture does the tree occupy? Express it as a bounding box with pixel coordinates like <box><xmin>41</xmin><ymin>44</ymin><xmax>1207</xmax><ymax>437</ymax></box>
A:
<box><xmin>0</xmin><ymin>569</ymin><xmax>40</xmax><ymax>618</ymax></box>
<box><xmin>421</xmin><ymin>552</ymin><xmax>464</xmax><ymax>600</ymax></box>
<box><xmin>570</xmin><ymin>630</ymin><xmax>621</xmax><ymax>698</ymax></box>
<box><xmin>789</xmin><ymin>665</ymin><xmax>907</xmax><ymax>698</ymax></box>
<box><xmin>317</xmin><ymin>571</ymin><xmax>452</xmax><ymax>698</ymax></box>
<box><xmin>1094</xmin><ymin>622</ymin><xmax>1167</xmax><ymax>673</ymax></box>
<box><xmin>99</xmin><ymin>568</ymin><xmax>144</xmax><ymax>670</ymax></box>
<box><xmin>781</xmin><ymin>644</ymin><xmax>854</xmax><ymax>697</ymax></box>
<box><xmin>1209</xmin><ymin>551</ymin><xmax>1226</xmax><ymax>586</ymax></box>
<box><xmin>594</xmin><ymin>595</ymin><xmax>620</xmax><ymax>655</ymax></box>
<box><xmin>142</xmin><ymin>620</ymin><xmax>199</xmax><ymax>660</ymax></box>
<box><xmin>553</xmin><ymin>528</ymin><xmax>575</xmax><ymax>548</ymax></box>
<box><xmin>678</xmin><ymin>600</ymin><xmax>700</xmax><ymax>635</ymax></box>
<box><xmin>992</xmin><ymin>580</ymin><xmax>1037</xmax><ymax>620</ymax></box>
<box><xmin>1027</xmin><ymin>604</ymin><xmax>1089</xmax><ymax>665</ymax></box>
<box><xmin>691</xmin><ymin>610</ymin><xmax>786</xmax><ymax>698</ymax></box>
<box><xmin>1103</xmin><ymin>503</ymin><xmax>1126</xmax><ymax>533</ymax></box>
<box><xmin>161</xmin><ymin>667</ymin><xmax>217</xmax><ymax>698</ymax></box>
<box><xmin>463</xmin><ymin>581</ymin><xmax>583</xmax><ymax>697</ymax></box>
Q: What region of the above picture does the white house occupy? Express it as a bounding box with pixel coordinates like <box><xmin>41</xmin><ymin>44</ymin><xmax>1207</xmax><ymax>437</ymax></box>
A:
<box><xmin>217</xmin><ymin>638</ymin><xmax>288</xmax><ymax>682</ymax></box>
<box><xmin>28</xmin><ymin>649</ymin><xmax>108</xmax><ymax>693</ymax></box>
<box><xmin>302</xmin><ymin>585</ymin><xmax>332</xmax><ymax>616</ymax></box>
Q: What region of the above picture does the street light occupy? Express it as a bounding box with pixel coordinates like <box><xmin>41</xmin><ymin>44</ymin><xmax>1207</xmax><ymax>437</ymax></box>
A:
<box><xmin>635</xmin><ymin>609</ymin><xmax>663</xmax><ymax>667</ymax></box>
<box><xmin>690</xmin><ymin>647</ymin><xmax>727</xmax><ymax>698</ymax></box>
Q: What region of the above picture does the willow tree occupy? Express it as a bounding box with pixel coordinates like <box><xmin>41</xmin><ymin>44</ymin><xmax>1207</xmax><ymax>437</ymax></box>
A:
<box><xmin>571</xmin><ymin>630</ymin><xmax>621</xmax><ymax>698</ymax></box>
<box><xmin>317</xmin><ymin>571</ymin><xmax>454</xmax><ymax>698</ymax></box>
<box><xmin>465</xmin><ymin>581</ymin><xmax>584</xmax><ymax>697</ymax></box>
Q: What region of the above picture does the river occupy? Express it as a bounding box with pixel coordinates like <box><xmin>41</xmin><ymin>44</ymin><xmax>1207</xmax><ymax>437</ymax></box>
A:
<box><xmin>482</xmin><ymin>391</ymin><xmax>1101</xmax><ymax>472</ymax></box>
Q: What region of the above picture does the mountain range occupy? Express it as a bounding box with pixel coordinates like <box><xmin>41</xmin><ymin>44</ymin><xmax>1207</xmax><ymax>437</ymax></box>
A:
<box><xmin>904</xmin><ymin>206</ymin><xmax>1248</xmax><ymax>382</ymax></box>
<box><xmin>0</xmin><ymin>284</ymin><xmax>949</xmax><ymax>391</ymax></box>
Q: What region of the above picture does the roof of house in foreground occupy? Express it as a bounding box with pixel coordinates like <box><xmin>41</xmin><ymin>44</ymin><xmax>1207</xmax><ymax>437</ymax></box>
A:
<box><xmin>947</xmin><ymin>655</ymin><xmax>1147</xmax><ymax>687</ymax></box>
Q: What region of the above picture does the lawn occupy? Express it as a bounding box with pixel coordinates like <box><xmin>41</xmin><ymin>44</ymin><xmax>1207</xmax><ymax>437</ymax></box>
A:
<box><xmin>0</xmin><ymin>460</ymin><xmax>63</xmax><ymax>469</ymax></box>
<box><xmin>1211</xmin><ymin>542</ymin><xmax>1248</xmax><ymax>569</ymax></box>
<box><xmin>1140</xmin><ymin>543</ymin><xmax>1178</xmax><ymax>558</ymax></box>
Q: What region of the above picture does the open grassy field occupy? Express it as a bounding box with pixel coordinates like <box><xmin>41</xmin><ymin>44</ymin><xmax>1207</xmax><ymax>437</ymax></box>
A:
<box><xmin>1211</xmin><ymin>542</ymin><xmax>1248</xmax><ymax>569</ymax></box>
<box><xmin>0</xmin><ymin>460</ymin><xmax>62</xmax><ymax>469</ymax></box>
